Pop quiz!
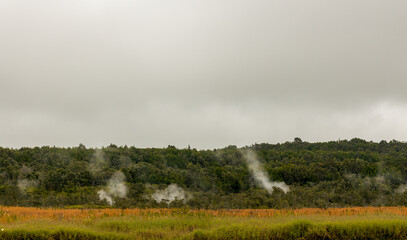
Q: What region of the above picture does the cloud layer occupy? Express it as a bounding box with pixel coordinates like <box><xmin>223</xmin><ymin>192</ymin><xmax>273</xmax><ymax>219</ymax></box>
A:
<box><xmin>1</xmin><ymin>1</ymin><xmax>407</xmax><ymax>148</ymax></box>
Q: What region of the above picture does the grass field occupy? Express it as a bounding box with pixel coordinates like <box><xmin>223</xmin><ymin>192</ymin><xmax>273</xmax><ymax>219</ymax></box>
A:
<box><xmin>1</xmin><ymin>207</ymin><xmax>407</xmax><ymax>239</ymax></box>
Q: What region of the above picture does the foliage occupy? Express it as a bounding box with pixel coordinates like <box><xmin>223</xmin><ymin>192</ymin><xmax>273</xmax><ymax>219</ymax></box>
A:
<box><xmin>1</xmin><ymin>139</ymin><xmax>407</xmax><ymax>208</ymax></box>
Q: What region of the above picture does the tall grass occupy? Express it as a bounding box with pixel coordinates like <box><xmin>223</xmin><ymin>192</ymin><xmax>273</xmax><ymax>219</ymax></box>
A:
<box><xmin>1</xmin><ymin>207</ymin><xmax>407</xmax><ymax>239</ymax></box>
<box><xmin>193</xmin><ymin>220</ymin><xmax>407</xmax><ymax>240</ymax></box>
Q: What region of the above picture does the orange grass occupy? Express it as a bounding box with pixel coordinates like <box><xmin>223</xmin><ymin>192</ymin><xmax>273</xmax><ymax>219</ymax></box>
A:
<box><xmin>1</xmin><ymin>206</ymin><xmax>407</xmax><ymax>223</ymax></box>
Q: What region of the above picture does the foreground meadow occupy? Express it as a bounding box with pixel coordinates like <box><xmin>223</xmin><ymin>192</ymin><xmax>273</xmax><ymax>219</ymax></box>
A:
<box><xmin>1</xmin><ymin>207</ymin><xmax>407</xmax><ymax>239</ymax></box>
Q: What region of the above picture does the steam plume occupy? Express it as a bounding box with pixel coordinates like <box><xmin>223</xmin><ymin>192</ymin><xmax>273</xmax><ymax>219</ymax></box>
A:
<box><xmin>106</xmin><ymin>171</ymin><xmax>127</xmax><ymax>198</ymax></box>
<box><xmin>17</xmin><ymin>179</ymin><xmax>39</xmax><ymax>194</ymax></box>
<box><xmin>396</xmin><ymin>184</ymin><xmax>407</xmax><ymax>194</ymax></box>
<box><xmin>97</xmin><ymin>190</ymin><xmax>113</xmax><ymax>205</ymax></box>
<box><xmin>242</xmin><ymin>150</ymin><xmax>290</xmax><ymax>194</ymax></box>
<box><xmin>151</xmin><ymin>184</ymin><xmax>191</xmax><ymax>204</ymax></box>
<box><xmin>89</xmin><ymin>149</ymin><xmax>107</xmax><ymax>175</ymax></box>
<box><xmin>98</xmin><ymin>171</ymin><xmax>128</xmax><ymax>205</ymax></box>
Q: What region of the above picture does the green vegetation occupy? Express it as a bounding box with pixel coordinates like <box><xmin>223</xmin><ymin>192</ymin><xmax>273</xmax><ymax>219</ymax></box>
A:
<box><xmin>1</xmin><ymin>138</ymin><xmax>407</xmax><ymax>208</ymax></box>
<box><xmin>2</xmin><ymin>214</ymin><xmax>407</xmax><ymax>239</ymax></box>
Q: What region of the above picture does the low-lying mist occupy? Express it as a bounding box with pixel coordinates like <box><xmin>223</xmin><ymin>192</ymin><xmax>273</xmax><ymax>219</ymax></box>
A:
<box><xmin>151</xmin><ymin>184</ymin><xmax>192</xmax><ymax>204</ymax></box>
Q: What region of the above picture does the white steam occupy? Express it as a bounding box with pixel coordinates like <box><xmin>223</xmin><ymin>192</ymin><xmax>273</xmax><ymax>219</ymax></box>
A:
<box><xmin>151</xmin><ymin>184</ymin><xmax>192</xmax><ymax>204</ymax></box>
<box><xmin>396</xmin><ymin>184</ymin><xmax>407</xmax><ymax>194</ymax></box>
<box><xmin>89</xmin><ymin>149</ymin><xmax>108</xmax><ymax>174</ymax></box>
<box><xmin>97</xmin><ymin>190</ymin><xmax>113</xmax><ymax>205</ymax></box>
<box><xmin>106</xmin><ymin>171</ymin><xmax>127</xmax><ymax>198</ymax></box>
<box><xmin>17</xmin><ymin>179</ymin><xmax>39</xmax><ymax>194</ymax></box>
<box><xmin>98</xmin><ymin>171</ymin><xmax>128</xmax><ymax>205</ymax></box>
<box><xmin>242</xmin><ymin>150</ymin><xmax>290</xmax><ymax>194</ymax></box>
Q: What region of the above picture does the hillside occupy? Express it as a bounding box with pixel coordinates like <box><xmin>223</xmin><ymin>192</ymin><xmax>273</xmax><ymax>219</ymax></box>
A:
<box><xmin>1</xmin><ymin>138</ymin><xmax>407</xmax><ymax>208</ymax></box>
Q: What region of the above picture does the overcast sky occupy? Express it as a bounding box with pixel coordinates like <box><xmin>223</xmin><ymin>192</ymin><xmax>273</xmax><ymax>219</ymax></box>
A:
<box><xmin>1</xmin><ymin>0</ymin><xmax>407</xmax><ymax>149</ymax></box>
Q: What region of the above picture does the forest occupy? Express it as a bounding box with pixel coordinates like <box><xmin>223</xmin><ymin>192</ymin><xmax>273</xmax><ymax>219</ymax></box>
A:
<box><xmin>1</xmin><ymin>138</ymin><xmax>407</xmax><ymax>209</ymax></box>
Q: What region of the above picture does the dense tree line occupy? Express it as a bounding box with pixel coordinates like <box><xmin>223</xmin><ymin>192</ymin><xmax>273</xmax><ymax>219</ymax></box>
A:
<box><xmin>1</xmin><ymin>138</ymin><xmax>407</xmax><ymax>208</ymax></box>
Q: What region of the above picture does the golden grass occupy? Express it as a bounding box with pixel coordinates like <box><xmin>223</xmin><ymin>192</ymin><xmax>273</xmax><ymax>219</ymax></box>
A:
<box><xmin>1</xmin><ymin>207</ymin><xmax>407</xmax><ymax>239</ymax></box>
<box><xmin>1</xmin><ymin>206</ymin><xmax>407</xmax><ymax>223</ymax></box>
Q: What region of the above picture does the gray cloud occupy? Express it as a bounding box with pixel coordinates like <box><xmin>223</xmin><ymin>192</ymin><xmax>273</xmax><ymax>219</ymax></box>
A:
<box><xmin>1</xmin><ymin>0</ymin><xmax>407</xmax><ymax>149</ymax></box>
